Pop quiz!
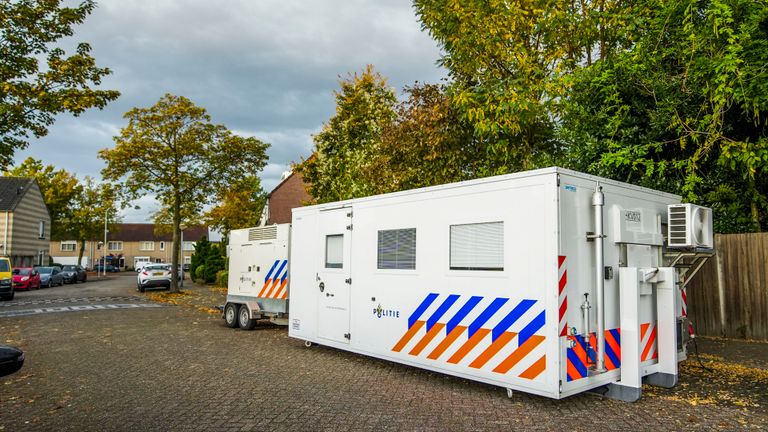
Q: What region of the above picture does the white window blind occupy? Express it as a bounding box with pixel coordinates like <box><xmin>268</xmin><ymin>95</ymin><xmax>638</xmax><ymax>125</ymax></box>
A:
<box><xmin>450</xmin><ymin>222</ymin><xmax>504</xmax><ymax>271</ymax></box>
<box><xmin>377</xmin><ymin>228</ymin><xmax>416</xmax><ymax>270</ymax></box>
<box><xmin>325</xmin><ymin>234</ymin><xmax>343</xmax><ymax>269</ymax></box>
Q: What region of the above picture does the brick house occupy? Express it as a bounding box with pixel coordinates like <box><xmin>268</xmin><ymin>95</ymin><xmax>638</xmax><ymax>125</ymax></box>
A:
<box><xmin>50</xmin><ymin>223</ymin><xmax>209</xmax><ymax>270</ymax></box>
<box><xmin>260</xmin><ymin>171</ymin><xmax>311</xmax><ymax>225</ymax></box>
<box><xmin>0</xmin><ymin>177</ymin><xmax>52</xmax><ymax>267</ymax></box>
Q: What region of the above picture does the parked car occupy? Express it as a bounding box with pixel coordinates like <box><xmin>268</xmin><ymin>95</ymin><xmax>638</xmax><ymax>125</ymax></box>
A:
<box><xmin>61</xmin><ymin>265</ymin><xmax>87</xmax><ymax>284</ymax></box>
<box><xmin>12</xmin><ymin>267</ymin><xmax>41</xmax><ymax>290</ymax></box>
<box><xmin>94</xmin><ymin>264</ymin><xmax>120</xmax><ymax>273</ymax></box>
<box><xmin>0</xmin><ymin>257</ymin><xmax>12</xmax><ymax>300</ymax></box>
<box><xmin>38</xmin><ymin>266</ymin><xmax>64</xmax><ymax>287</ymax></box>
<box><xmin>135</xmin><ymin>262</ymin><xmax>151</xmax><ymax>272</ymax></box>
<box><xmin>0</xmin><ymin>345</ymin><xmax>24</xmax><ymax>377</ymax></box>
<box><xmin>137</xmin><ymin>264</ymin><xmax>173</xmax><ymax>292</ymax></box>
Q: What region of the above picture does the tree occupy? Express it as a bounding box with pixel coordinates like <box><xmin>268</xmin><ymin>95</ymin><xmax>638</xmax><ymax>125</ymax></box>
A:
<box><xmin>205</xmin><ymin>175</ymin><xmax>267</xmax><ymax>242</ymax></box>
<box><xmin>0</xmin><ymin>0</ymin><xmax>119</xmax><ymax>168</ymax></box>
<box><xmin>298</xmin><ymin>65</ymin><xmax>397</xmax><ymax>203</ymax></box>
<box><xmin>4</xmin><ymin>157</ymin><xmax>81</xmax><ymax>238</ymax></box>
<box><xmin>100</xmin><ymin>94</ymin><xmax>269</xmax><ymax>292</ymax></box>
<box><xmin>560</xmin><ymin>0</ymin><xmax>768</xmax><ymax>231</ymax></box>
<box><xmin>64</xmin><ymin>177</ymin><xmax>118</xmax><ymax>266</ymax></box>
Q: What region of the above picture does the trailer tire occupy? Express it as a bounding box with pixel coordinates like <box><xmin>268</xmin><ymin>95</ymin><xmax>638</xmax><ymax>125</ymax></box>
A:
<box><xmin>238</xmin><ymin>306</ymin><xmax>256</xmax><ymax>330</ymax></box>
<box><xmin>224</xmin><ymin>303</ymin><xmax>239</xmax><ymax>328</ymax></box>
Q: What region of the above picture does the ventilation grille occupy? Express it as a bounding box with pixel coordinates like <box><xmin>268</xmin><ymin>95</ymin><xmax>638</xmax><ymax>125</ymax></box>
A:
<box><xmin>248</xmin><ymin>226</ymin><xmax>277</xmax><ymax>241</ymax></box>
<box><xmin>667</xmin><ymin>205</ymin><xmax>689</xmax><ymax>246</ymax></box>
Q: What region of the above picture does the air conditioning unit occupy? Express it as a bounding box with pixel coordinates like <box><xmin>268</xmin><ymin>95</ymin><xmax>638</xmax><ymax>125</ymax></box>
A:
<box><xmin>667</xmin><ymin>204</ymin><xmax>714</xmax><ymax>249</ymax></box>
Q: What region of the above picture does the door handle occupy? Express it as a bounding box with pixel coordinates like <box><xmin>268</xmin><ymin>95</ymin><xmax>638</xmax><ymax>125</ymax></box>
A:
<box><xmin>326</xmin><ymin>293</ymin><xmax>334</xmax><ymax>297</ymax></box>
<box><xmin>319</xmin><ymin>282</ymin><xmax>325</xmax><ymax>293</ymax></box>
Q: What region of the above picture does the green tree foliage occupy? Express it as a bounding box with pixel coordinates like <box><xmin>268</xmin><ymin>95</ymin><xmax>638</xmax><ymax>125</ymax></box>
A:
<box><xmin>4</xmin><ymin>157</ymin><xmax>81</xmax><ymax>238</ymax></box>
<box><xmin>205</xmin><ymin>175</ymin><xmax>267</xmax><ymax>242</ymax></box>
<box><xmin>0</xmin><ymin>0</ymin><xmax>119</xmax><ymax>168</ymax></box>
<box><xmin>190</xmin><ymin>237</ymin><xmax>225</xmax><ymax>284</ymax></box>
<box><xmin>370</xmin><ymin>82</ymin><xmax>478</xmax><ymax>192</ymax></box>
<box><xmin>561</xmin><ymin>0</ymin><xmax>768</xmax><ymax>231</ymax></box>
<box><xmin>298</xmin><ymin>65</ymin><xmax>397</xmax><ymax>203</ymax></box>
<box><xmin>64</xmin><ymin>177</ymin><xmax>118</xmax><ymax>266</ymax></box>
<box><xmin>100</xmin><ymin>94</ymin><xmax>270</xmax><ymax>291</ymax></box>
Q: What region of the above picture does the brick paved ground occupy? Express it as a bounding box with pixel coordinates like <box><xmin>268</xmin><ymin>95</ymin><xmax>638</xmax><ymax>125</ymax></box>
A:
<box><xmin>0</xmin><ymin>275</ymin><xmax>765</xmax><ymax>431</ymax></box>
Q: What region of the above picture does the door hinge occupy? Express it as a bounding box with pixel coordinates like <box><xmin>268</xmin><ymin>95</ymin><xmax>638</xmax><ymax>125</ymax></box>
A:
<box><xmin>346</xmin><ymin>211</ymin><xmax>353</xmax><ymax>218</ymax></box>
<box><xmin>344</xmin><ymin>333</ymin><xmax>351</xmax><ymax>340</ymax></box>
<box><xmin>346</xmin><ymin>224</ymin><xmax>353</xmax><ymax>230</ymax></box>
<box><xmin>345</xmin><ymin>278</ymin><xmax>352</xmax><ymax>284</ymax></box>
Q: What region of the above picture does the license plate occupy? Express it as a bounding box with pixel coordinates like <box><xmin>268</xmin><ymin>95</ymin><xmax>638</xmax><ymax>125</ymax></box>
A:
<box><xmin>153</xmin><ymin>272</ymin><xmax>163</xmax><ymax>276</ymax></box>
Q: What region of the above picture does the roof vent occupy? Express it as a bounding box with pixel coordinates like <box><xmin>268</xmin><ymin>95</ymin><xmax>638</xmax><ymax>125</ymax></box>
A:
<box><xmin>248</xmin><ymin>225</ymin><xmax>277</xmax><ymax>241</ymax></box>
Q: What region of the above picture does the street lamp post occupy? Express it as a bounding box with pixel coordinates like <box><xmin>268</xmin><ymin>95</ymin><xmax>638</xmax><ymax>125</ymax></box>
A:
<box><xmin>179</xmin><ymin>226</ymin><xmax>185</xmax><ymax>288</ymax></box>
<box><xmin>103</xmin><ymin>208</ymin><xmax>108</xmax><ymax>278</ymax></box>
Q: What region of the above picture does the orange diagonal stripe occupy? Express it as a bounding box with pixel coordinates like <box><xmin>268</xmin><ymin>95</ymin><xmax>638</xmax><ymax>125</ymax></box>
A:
<box><xmin>469</xmin><ymin>331</ymin><xmax>517</xmax><ymax>369</ymax></box>
<box><xmin>605</xmin><ymin>331</ymin><xmax>621</xmax><ymax>363</ymax></box>
<box><xmin>640</xmin><ymin>322</ymin><xmax>650</xmax><ymax>341</ymax></box>
<box><xmin>567</xmin><ymin>359</ymin><xmax>582</xmax><ymax>381</ymax></box>
<box><xmin>519</xmin><ymin>355</ymin><xmax>546</xmax><ymax>380</ymax></box>
<box><xmin>280</xmin><ymin>288</ymin><xmax>288</xmax><ymax>299</ymax></box>
<box><xmin>642</xmin><ymin>326</ymin><xmax>657</xmax><ymax>361</ymax></box>
<box><xmin>392</xmin><ymin>321</ymin><xmax>425</xmax><ymax>352</ymax></box>
<box><xmin>493</xmin><ymin>335</ymin><xmax>545</xmax><ymax>374</ymax></box>
<box><xmin>257</xmin><ymin>280</ymin><xmax>271</xmax><ymax>297</ymax></box>
<box><xmin>427</xmin><ymin>326</ymin><xmax>466</xmax><ymax>360</ymax></box>
<box><xmin>273</xmin><ymin>279</ymin><xmax>288</xmax><ymax>299</ymax></box>
<box><xmin>409</xmin><ymin>323</ymin><xmax>446</xmax><ymax>356</ymax></box>
<box><xmin>447</xmin><ymin>328</ymin><xmax>490</xmax><ymax>364</ymax></box>
<box><xmin>264</xmin><ymin>277</ymin><xmax>282</xmax><ymax>298</ymax></box>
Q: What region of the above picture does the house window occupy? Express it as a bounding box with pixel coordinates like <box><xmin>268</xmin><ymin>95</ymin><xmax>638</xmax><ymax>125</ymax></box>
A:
<box><xmin>183</xmin><ymin>241</ymin><xmax>195</xmax><ymax>251</ymax></box>
<box><xmin>325</xmin><ymin>234</ymin><xmax>343</xmax><ymax>269</ymax></box>
<box><xmin>155</xmin><ymin>258</ymin><xmax>163</xmax><ymax>263</ymax></box>
<box><xmin>449</xmin><ymin>222</ymin><xmax>504</xmax><ymax>271</ymax></box>
<box><xmin>377</xmin><ymin>228</ymin><xmax>416</xmax><ymax>270</ymax></box>
<box><xmin>140</xmin><ymin>241</ymin><xmax>154</xmax><ymax>251</ymax></box>
<box><xmin>184</xmin><ymin>256</ymin><xmax>192</xmax><ymax>264</ymax></box>
<box><xmin>60</xmin><ymin>241</ymin><xmax>77</xmax><ymax>252</ymax></box>
<box><xmin>37</xmin><ymin>250</ymin><xmax>45</xmax><ymax>266</ymax></box>
<box><xmin>38</xmin><ymin>221</ymin><xmax>45</xmax><ymax>239</ymax></box>
<box><xmin>159</xmin><ymin>242</ymin><xmax>165</xmax><ymax>251</ymax></box>
<box><xmin>107</xmin><ymin>241</ymin><xmax>123</xmax><ymax>251</ymax></box>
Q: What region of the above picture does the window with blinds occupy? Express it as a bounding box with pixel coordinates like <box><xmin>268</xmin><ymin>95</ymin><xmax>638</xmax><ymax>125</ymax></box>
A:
<box><xmin>449</xmin><ymin>222</ymin><xmax>504</xmax><ymax>271</ymax></box>
<box><xmin>377</xmin><ymin>228</ymin><xmax>416</xmax><ymax>270</ymax></box>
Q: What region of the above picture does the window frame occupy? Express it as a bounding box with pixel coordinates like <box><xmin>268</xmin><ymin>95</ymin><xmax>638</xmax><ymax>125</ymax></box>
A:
<box><xmin>324</xmin><ymin>234</ymin><xmax>344</xmax><ymax>269</ymax></box>
<box><xmin>107</xmin><ymin>241</ymin><xmax>123</xmax><ymax>251</ymax></box>
<box><xmin>60</xmin><ymin>241</ymin><xmax>77</xmax><ymax>252</ymax></box>
<box><xmin>139</xmin><ymin>241</ymin><xmax>155</xmax><ymax>251</ymax></box>
<box><xmin>377</xmin><ymin>228</ymin><xmax>417</xmax><ymax>271</ymax></box>
<box><xmin>449</xmin><ymin>221</ymin><xmax>505</xmax><ymax>272</ymax></box>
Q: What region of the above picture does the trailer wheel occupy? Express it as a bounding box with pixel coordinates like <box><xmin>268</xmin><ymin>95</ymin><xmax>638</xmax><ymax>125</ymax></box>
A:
<box><xmin>238</xmin><ymin>306</ymin><xmax>257</xmax><ymax>330</ymax></box>
<box><xmin>224</xmin><ymin>303</ymin><xmax>239</xmax><ymax>328</ymax></box>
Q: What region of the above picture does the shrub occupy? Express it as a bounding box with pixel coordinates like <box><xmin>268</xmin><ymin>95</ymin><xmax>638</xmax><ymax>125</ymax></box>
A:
<box><xmin>195</xmin><ymin>265</ymin><xmax>206</xmax><ymax>281</ymax></box>
<box><xmin>215</xmin><ymin>270</ymin><xmax>228</xmax><ymax>287</ymax></box>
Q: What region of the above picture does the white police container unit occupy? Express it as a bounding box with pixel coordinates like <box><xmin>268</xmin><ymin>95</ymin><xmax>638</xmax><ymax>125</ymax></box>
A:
<box><xmin>224</xmin><ymin>224</ymin><xmax>291</xmax><ymax>330</ymax></box>
<box><xmin>287</xmin><ymin>167</ymin><xmax>713</xmax><ymax>401</ymax></box>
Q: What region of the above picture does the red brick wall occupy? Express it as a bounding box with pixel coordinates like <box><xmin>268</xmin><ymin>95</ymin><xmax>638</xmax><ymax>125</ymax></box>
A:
<box><xmin>268</xmin><ymin>173</ymin><xmax>311</xmax><ymax>224</ymax></box>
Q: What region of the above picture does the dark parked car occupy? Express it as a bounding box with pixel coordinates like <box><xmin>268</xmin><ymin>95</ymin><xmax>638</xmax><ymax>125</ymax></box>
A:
<box><xmin>0</xmin><ymin>345</ymin><xmax>24</xmax><ymax>377</ymax></box>
<box><xmin>61</xmin><ymin>265</ymin><xmax>87</xmax><ymax>284</ymax></box>
<box><xmin>94</xmin><ymin>264</ymin><xmax>119</xmax><ymax>273</ymax></box>
<box><xmin>38</xmin><ymin>266</ymin><xmax>64</xmax><ymax>287</ymax></box>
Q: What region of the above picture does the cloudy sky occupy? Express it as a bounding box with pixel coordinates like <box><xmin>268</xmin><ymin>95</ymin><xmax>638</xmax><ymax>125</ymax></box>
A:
<box><xmin>14</xmin><ymin>0</ymin><xmax>445</xmax><ymax>222</ymax></box>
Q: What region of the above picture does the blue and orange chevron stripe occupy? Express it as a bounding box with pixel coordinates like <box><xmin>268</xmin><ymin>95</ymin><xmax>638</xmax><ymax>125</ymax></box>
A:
<box><xmin>257</xmin><ymin>259</ymin><xmax>289</xmax><ymax>299</ymax></box>
<box><xmin>392</xmin><ymin>293</ymin><xmax>547</xmax><ymax>380</ymax></box>
<box><xmin>566</xmin><ymin>329</ymin><xmax>621</xmax><ymax>381</ymax></box>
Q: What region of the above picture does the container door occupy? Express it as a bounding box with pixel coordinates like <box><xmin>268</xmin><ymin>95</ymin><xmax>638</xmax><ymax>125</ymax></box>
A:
<box><xmin>317</xmin><ymin>208</ymin><xmax>352</xmax><ymax>344</ymax></box>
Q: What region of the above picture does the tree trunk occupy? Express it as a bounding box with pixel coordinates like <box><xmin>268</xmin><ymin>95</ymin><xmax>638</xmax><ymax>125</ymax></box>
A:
<box><xmin>77</xmin><ymin>239</ymin><xmax>86</xmax><ymax>266</ymax></box>
<box><xmin>170</xmin><ymin>196</ymin><xmax>181</xmax><ymax>292</ymax></box>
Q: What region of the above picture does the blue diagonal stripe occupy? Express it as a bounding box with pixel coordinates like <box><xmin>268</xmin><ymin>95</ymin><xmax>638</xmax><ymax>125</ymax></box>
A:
<box><xmin>468</xmin><ymin>298</ymin><xmax>508</xmax><ymax>338</ymax></box>
<box><xmin>272</xmin><ymin>260</ymin><xmax>288</xmax><ymax>284</ymax></box>
<box><xmin>492</xmin><ymin>299</ymin><xmax>536</xmax><ymax>341</ymax></box>
<box><xmin>605</xmin><ymin>341</ymin><xmax>621</xmax><ymax>368</ymax></box>
<box><xmin>446</xmin><ymin>296</ymin><xmax>482</xmax><ymax>334</ymax></box>
<box><xmin>610</xmin><ymin>328</ymin><xmax>621</xmax><ymax>346</ymax></box>
<box><xmin>426</xmin><ymin>294</ymin><xmax>460</xmax><ymax>331</ymax></box>
<box><xmin>518</xmin><ymin>311</ymin><xmax>546</xmax><ymax>347</ymax></box>
<box><xmin>264</xmin><ymin>260</ymin><xmax>279</xmax><ymax>282</ymax></box>
<box><xmin>280</xmin><ymin>260</ymin><xmax>289</xmax><ymax>282</ymax></box>
<box><xmin>408</xmin><ymin>293</ymin><xmax>439</xmax><ymax>329</ymax></box>
<box><xmin>567</xmin><ymin>348</ymin><xmax>587</xmax><ymax>380</ymax></box>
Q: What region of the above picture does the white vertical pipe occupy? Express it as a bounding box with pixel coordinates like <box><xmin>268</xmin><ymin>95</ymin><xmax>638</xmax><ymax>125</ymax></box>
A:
<box><xmin>593</xmin><ymin>185</ymin><xmax>606</xmax><ymax>372</ymax></box>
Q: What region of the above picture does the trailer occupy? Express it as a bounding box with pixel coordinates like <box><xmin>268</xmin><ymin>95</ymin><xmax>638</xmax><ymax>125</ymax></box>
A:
<box><xmin>226</xmin><ymin>167</ymin><xmax>714</xmax><ymax>401</ymax></box>
<box><xmin>224</xmin><ymin>224</ymin><xmax>291</xmax><ymax>329</ymax></box>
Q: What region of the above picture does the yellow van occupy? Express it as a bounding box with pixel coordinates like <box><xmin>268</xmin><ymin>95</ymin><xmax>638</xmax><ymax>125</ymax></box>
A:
<box><xmin>0</xmin><ymin>257</ymin><xmax>12</xmax><ymax>300</ymax></box>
